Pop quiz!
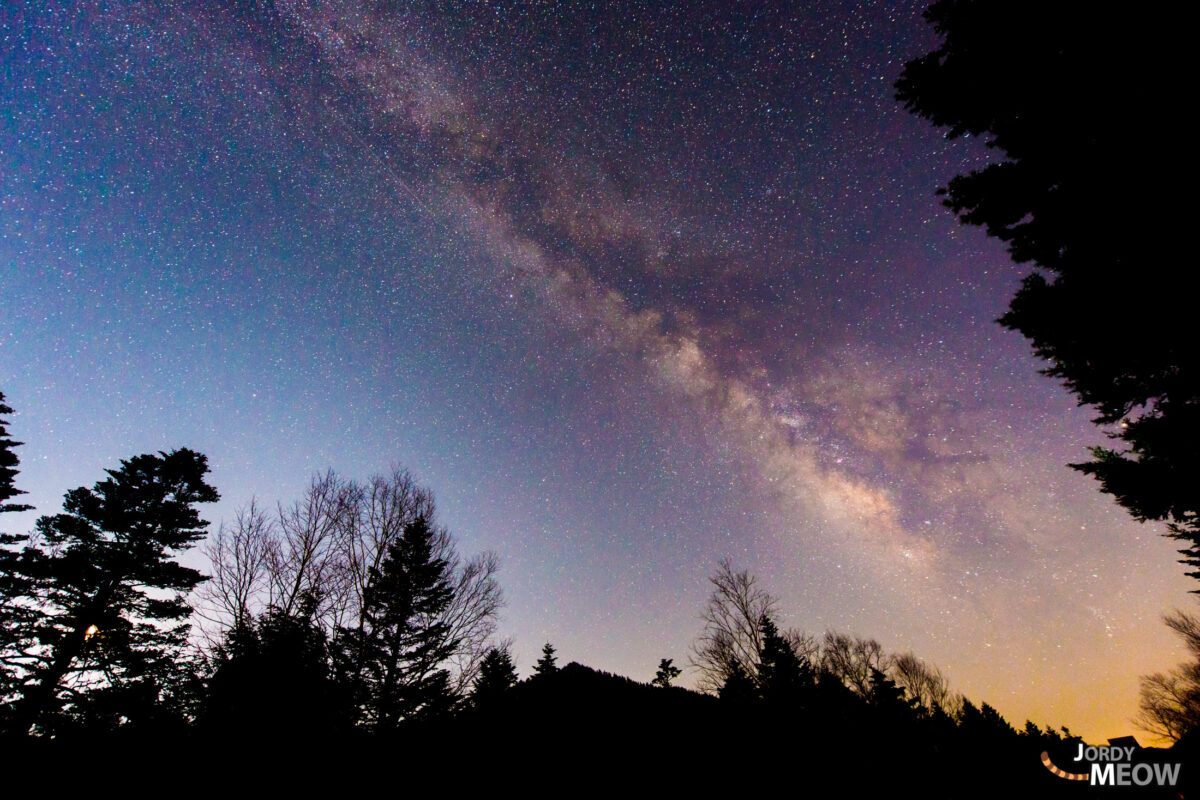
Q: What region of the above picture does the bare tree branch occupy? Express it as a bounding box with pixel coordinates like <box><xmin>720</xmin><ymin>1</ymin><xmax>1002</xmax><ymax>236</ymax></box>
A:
<box><xmin>440</xmin><ymin>550</ymin><xmax>503</xmax><ymax>694</ymax></box>
<box><xmin>1136</xmin><ymin>606</ymin><xmax>1200</xmax><ymax>742</ymax></box>
<box><xmin>196</xmin><ymin>498</ymin><xmax>273</xmax><ymax>641</ymax></box>
<box><xmin>690</xmin><ymin>559</ymin><xmax>778</xmax><ymax>694</ymax></box>
<box><xmin>820</xmin><ymin>631</ymin><xmax>892</xmax><ymax>698</ymax></box>
<box><xmin>269</xmin><ymin>470</ymin><xmax>354</xmax><ymax>623</ymax></box>
<box><xmin>196</xmin><ymin>466</ymin><xmax>504</xmax><ymax>708</ymax></box>
<box><xmin>890</xmin><ymin>650</ymin><xmax>951</xmax><ymax>713</ymax></box>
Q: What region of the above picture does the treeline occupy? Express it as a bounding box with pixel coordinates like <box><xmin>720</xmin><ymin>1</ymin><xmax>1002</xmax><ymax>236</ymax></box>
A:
<box><xmin>0</xmin><ymin>391</ymin><xmax>1194</xmax><ymax>793</ymax></box>
<box><xmin>194</xmin><ymin>467</ymin><xmax>504</xmax><ymax>739</ymax></box>
<box><xmin>0</xmin><ymin>389</ymin><xmax>505</xmax><ymax>739</ymax></box>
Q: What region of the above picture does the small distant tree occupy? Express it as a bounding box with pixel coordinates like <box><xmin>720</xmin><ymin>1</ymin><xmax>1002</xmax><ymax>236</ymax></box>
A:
<box><xmin>534</xmin><ymin>642</ymin><xmax>558</xmax><ymax>675</ymax></box>
<box><xmin>869</xmin><ymin>667</ymin><xmax>911</xmax><ymax>713</ymax></box>
<box><xmin>472</xmin><ymin>644</ymin><xmax>517</xmax><ymax>707</ymax></box>
<box><xmin>652</xmin><ymin>658</ymin><xmax>681</xmax><ymax>688</ymax></box>
<box><xmin>957</xmin><ymin>698</ymin><xmax>1018</xmax><ymax>746</ymax></box>
<box><xmin>0</xmin><ymin>448</ymin><xmax>218</xmax><ymax>736</ymax></box>
<box><xmin>890</xmin><ymin>650</ymin><xmax>952</xmax><ymax>714</ymax></box>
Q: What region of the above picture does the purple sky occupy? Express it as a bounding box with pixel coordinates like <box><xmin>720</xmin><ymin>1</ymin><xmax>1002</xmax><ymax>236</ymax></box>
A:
<box><xmin>1</xmin><ymin>0</ymin><xmax>1191</xmax><ymax>740</ymax></box>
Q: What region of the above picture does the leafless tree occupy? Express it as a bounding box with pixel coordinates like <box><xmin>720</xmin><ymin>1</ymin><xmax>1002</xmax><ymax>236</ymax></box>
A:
<box><xmin>195</xmin><ymin>499</ymin><xmax>274</xmax><ymax>642</ymax></box>
<box><xmin>342</xmin><ymin>468</ymin><xmax>436</xmax><ymax>625</ymax></box>
<box><xmin>197</xmin><ymin>466</ymin><xmax>503</xmax><ymax>700</ymax></box>
<box><xmin>1138</xmin><ymin>670</ymin><xmax>1200</xmax><ymax>743</ymax></box>
<box><xmin>690</xmin><ymin>559</ymin><xmax>778</xmax><ymax>693</ymax></box>
<box><xmin>940</xmin><ymin>690</ymin><xmax>965</xmax><ymax>719</ymax></box>
<box><xmin>332</xmin><ymin>467</ymin><xmax>437</xmax><ymax>676</ymax></box>
<box><xmin>820</xmin><ymin>631</ymin><xmax>892</xmax><ymax>698</ymax></box>
<box><xmin>1166</xmin><ymin>606</ymin><xmax>1200</xmax><ymax>655</ymax></box>
<box><xmin>1137</xmin><ymin>607</ymin><xmax>1200</xmax><ymax>742</ymax></box>
<box><xmin>890</xmin><ymin>650</ymin><xmax>952</xmax><ymax>713</ymax></box>
<box><xmin>441</xmin><ymin>549</ymin><xmax>504</xmax><ymax>694</ymax></box>
<box><xmin>267</xmin><ymin>469</ymin><xmax>357</xmax><ymax>625</ymax></box>
<box><xmin>785</xmin><ymin>629</ymin><xmax>821</xmax><ymax>665</ymax></box>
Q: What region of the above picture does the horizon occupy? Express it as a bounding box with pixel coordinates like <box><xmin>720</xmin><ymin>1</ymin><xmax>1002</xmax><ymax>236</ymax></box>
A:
<box><xmin>1</xmin><ymin>0</ymin><xmax>1192</xmax><ymax>744</ymax></box>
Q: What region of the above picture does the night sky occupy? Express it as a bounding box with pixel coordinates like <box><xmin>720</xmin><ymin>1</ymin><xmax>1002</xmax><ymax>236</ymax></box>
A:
<box><xmin>1</xmin><ymin>1</ymin><xmax>1190</xmax><ymax>741</ymax></box>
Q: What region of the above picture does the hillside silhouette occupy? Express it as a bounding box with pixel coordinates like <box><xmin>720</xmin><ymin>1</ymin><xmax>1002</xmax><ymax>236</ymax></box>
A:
<box><xmin>1</xmin><ymin>392</ymin><xmax>1194</xmax><ymax>795</ymax></box>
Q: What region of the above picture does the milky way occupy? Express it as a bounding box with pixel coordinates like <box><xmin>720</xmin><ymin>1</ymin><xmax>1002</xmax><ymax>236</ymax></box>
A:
<box><xmin>1</xmin><ymin>0</ymin><xmax>1191</xmax><ymax>740</ymax></box>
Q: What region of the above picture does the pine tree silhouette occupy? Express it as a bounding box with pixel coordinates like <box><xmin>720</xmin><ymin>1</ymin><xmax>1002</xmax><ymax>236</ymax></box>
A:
<box><xmin>1</xmin><ymin>448</ymin><xmax>218</xmax><ymax>736</ymax></box>
<box><xmin>534</xmin><ymin>642</ymin><xmax>558</xmax><ymax>675</ymax></box>
<box><xmin>337</xmin><ymin>515</ymin><xmax>460</xmax><ymax>731</ymax></box>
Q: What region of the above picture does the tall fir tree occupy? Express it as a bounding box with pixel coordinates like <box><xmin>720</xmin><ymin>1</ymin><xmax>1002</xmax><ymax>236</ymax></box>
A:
<box><xmin>0</xmin><ymin>392</ymin><xmax>33</xmax><ymax>516</ymax></box>
<box><xmin>0</xmin><ymin>448</ymin><xmax>218</xmax><ymax>736</ymax></box>
<box><xmin>896</xmin><ymin>2</ymin><xmax>1200</xmax><ymax>581</ymax></box>
<box><xmin>472</xmin><ymin>644</ymin><xmax>517</xmax><ymax>707</ymax></box>
<box><xmin>336</xmin><ymin>515</ymin><xmax>459</xmax><ymax>732</ymax></box>
<box><xmin>756</xmin><ymin>615</ymin><xmax>812</xmax><ymax>704</ymax></box>
<box><xmin>0</xmin><ymin>392</ymin><xmax>34</xmax><ymax>720</ymax></box>
<box><xmin>534</xmin><ymin>642</ymin><xmax>557</xmax><ymax>675</ymax></box>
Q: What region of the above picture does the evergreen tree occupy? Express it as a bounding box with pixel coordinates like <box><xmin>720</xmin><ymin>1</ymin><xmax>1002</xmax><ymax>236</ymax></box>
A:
<box><xmin>718</xmin><ymin>660</ymin><xmax>757</xmax><ymax>705</ymax></box>
<box><xmin>0</xmin><ymin>392</ymin><xmax>32</xmax><ymax>516</ymax></box>
<box><xmin>534</xmin><ymin>642</ymin><xmax>558</xmax><ymax>675</ymax></box>
<box><xmin>336</xmin><ymin>515</ymin><xmax>459</xmax><ymax>731</ymax></box>
<box><xmin>201</xmin><ymin>595</ymin><xmax>351</xmax><ymax>740</ymax></box>
<box><xmin>652</xmin><ymin>658</ymin><xmax>681</xmax><ymax>688</ymax></box>
<box><xmin>957</xmin><ymin>698</ymin><xmax>1018</xmax><ymax>746</ymax></box>
<box><xmin>868</xmin><ymin>666</ymin><xmax>912</xmax><ymax>716</ymax></box>
<box><xmin>0</xmin><ymin>448</ymin><xmax>218</xmax><ymax>736</ymax></box>
<box><xmin>0</xmin><ymin>392</ymin><xmax>34</xmax><ymax>715</ymax></box>
<box><xmin>472</xmin><ymin>645</ymin><xmax>517</xmax><ymax>707</ymax></box>
<box><xmin>897</xmin><ymin>2</ymin><xmax>1200</xmax><ymax>580</ymax></box>
<box><xmin>755</xmin><ymin>615</ymin><xmax>811</xmax><ymax>704</ymax></box>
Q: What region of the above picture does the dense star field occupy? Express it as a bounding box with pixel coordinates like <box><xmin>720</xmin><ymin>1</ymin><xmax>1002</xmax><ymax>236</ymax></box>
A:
<box><xmin>0</xmin><ymin>1</ymin><xmax>1189</xmax><ymax>740</ymax></box>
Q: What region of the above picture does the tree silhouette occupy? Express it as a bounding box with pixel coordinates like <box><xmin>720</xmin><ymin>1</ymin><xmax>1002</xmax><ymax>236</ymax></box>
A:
<box><xmin>1137</xmin><ymin>606</ymin><xmax>1200</xmax><ymax>742</ymax></box>
<box><xmin>891</xmin><ymin>650</ymin><xmax>955</xmax><ymax>716</ymax></box>
<box><xmin>0</xmin><ymin>392</ymin><xmax>34</xmax><ymax>721</ymax></box>
<box><xmin>756</xmin><ymin>616</ymin><xmax>812</xmax><ymax>704</ymax></box>
<box><xmin>820</xmin><ymin>631</ymin><xmax>891</xmax><ymax>698</ymax></box>
<box><xmin>200</xmin><ymin>595</ymin><xmax>351</xmax><ymax>740</ymax></box>
<box><xmin>717</xmin><ymin>661</ymin><xmax>756</xmax><ymax>706</ymax></box>
<box><xmin>652</xmin><ymin>658</ymin><xmax>681</xmax><ymax>688</ymax></box>
<box><xmin>336</xmin><ymin>514</ymin><xmax>460</xmax><ymax>731</ymax></box>
<box><xmin>200</xmin><ymin>469</ymin><xmax>503</xmax><ymax>695</ymax></box>
<box><xmin>0</xmin><ymin>448</ymin><xmax>218</xmax><ymax>736</ymax></box>
<box><xmin>691</xmin><ymin>559</ymin><xmax>777</xmax><ymax>693</ymax></box>
<box><xmin>896</xmin><ymin>1</ymin><xmax>1199</xmax><ymax>579</ymax></box>
<box><xmin>0</xmin><ymin>392</ymin><xmax>32</xmax><ymax>516</ymax></box>
<box><xmin>472</xmin><ymin>644</ymin><xmax>517</xmax><ymax>707</ymax></box>
<box><xmin>534</xmin><ymin>642</ymin><xmax>558</xmax><ymax>675</ymax></box>
<box><xmin>869</xmin><ymin>667</ymin><xmax>911</xmax><ymax>712</ymax></box>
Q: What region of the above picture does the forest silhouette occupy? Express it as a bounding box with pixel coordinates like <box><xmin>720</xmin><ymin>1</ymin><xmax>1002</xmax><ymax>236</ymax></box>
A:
<box><xmin>2</xmin><ymin>0</ymin><xmax>1198</xmax><ymax>792</ymax></box>
<box><xmin>1</xmin><ymin>391</ymin><xmax>1195</xmax><ymax>793</ymax></box>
